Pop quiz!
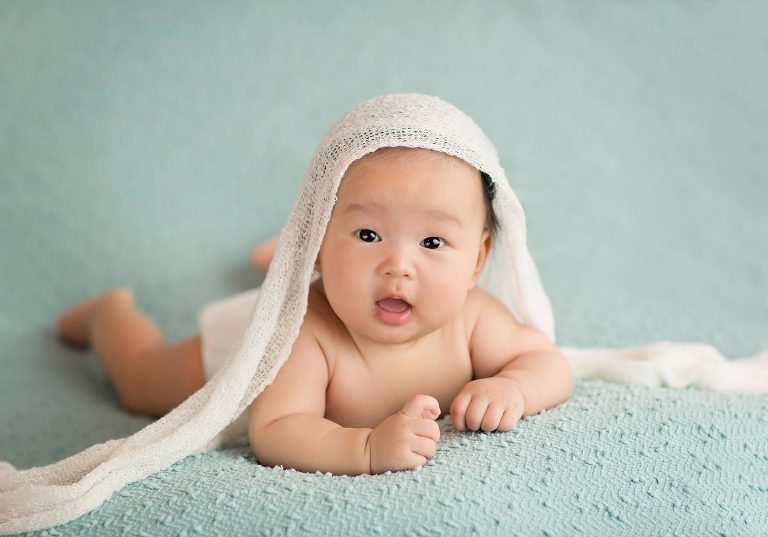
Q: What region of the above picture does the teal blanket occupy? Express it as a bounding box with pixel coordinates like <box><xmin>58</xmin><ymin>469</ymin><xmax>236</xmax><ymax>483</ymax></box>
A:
<box><xmin>1</xmin><ymin>1</ymin><xmax>766</xmax><ymax>535</ymax></box>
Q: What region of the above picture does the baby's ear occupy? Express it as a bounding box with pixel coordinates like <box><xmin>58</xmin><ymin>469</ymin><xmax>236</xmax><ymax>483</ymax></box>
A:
<box><xmin>469</xmin><ymin>230</ymin><xmax>492</xmax><ymax>289</ymax></box>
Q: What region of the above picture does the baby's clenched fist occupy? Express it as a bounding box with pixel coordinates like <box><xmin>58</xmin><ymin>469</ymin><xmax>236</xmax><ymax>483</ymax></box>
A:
<box><xmin>366</xmin><ymin>394</ymin><xmax>441</xmax><ymax>474</ymax></box>
<box><xmin>450</xmin><ymin>377</ymin><xmax>525</xmax><ymax>432</ymax></box>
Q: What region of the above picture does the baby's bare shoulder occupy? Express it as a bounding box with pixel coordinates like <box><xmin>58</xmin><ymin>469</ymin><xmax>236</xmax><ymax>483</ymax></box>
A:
<box><xmin>248</xmin><ymin>293</ymin><xmax>331</xmax><ymax>431</ymax></box>
<box><xmin>463</xmin><ymin>286</ymin><xmax>496</xmax><ymax>321</ymax></box>
<box><xmin>457</xmin><ymin>287</ymin><xmax>497</xmax><ymax>343</ymax></box>
<box><xmin>464</xmin><ymin>286</ymin><xmax>496</xmax><ymax>307</ymax></box>
<box><xmin>248</xmin><ymin>282</ymin><xmax>354</xmax><ymax>432</ymax></box>
<box><xmin>303</xmin><ymin>281</ymin><xmax>351</xmax><ymax>374</ymax></box>
<box><xmin>304</xmin><ymin>282</ymin><xmax>344</xmax><ymax>334</ymax></box>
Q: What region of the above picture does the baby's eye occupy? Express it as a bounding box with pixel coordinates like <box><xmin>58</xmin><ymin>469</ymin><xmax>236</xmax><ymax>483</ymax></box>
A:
<box><xmin>355</xmin><ymin>229</ymin><xmax>381</xmax><ymax>243</ymax></box>
<box><xmin>420</xmin><ymin>237</ymin><xmax>445</xmax><ymax>250</ymax></box>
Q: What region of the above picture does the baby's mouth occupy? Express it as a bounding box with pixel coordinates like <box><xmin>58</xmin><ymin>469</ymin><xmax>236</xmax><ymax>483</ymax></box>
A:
<box><xmin>374</xmin><ymin>297</ymin><xmax>413</xmax><ymax>326</ymax></box>
<box><xmin>375</xmin><ymin>297</ymin><xmax>412</xmax><ymax>313</ymax></box>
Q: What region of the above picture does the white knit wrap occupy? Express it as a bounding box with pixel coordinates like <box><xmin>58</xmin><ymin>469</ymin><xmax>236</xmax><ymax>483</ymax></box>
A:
<box><xmin>1</xmin><ymin>93</ymin><xmax>766</xmax><ymax>534</ymax></box>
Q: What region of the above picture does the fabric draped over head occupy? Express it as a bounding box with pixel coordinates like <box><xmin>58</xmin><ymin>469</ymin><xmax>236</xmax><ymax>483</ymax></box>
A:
<box><xmin>1</xmin><ymin>93</ymin><xmax>766</xmax><ymax>535</ymax></box>
<box><xmin>305</xmin><ymin>94</ymin><xmax>556</xmax><ymax>339</ymax></box>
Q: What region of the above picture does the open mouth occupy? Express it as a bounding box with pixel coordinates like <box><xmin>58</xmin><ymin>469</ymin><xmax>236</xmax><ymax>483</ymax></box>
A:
<box><xmin>375</xmin><ymin>297</ymin><xmax>412</xmax><ymax>325</ymax></box>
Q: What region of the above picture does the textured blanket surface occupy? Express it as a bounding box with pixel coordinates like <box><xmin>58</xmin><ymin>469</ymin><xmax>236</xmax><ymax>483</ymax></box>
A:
<box><xmin>6</xmin><ymin>381</ymin><xmax>768</xmax><ymax>536</ymax></box>
<box><xmin>1</xmin><ymin>1</ymin><xmax>766</xmax><ymax>535</ymax></box>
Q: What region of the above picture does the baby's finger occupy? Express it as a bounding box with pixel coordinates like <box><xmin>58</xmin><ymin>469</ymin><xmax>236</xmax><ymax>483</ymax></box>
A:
<box><xmin>480</xmin><ymin>403</ymin><xmax>505</xmax><ymax>432</ymax></box>
<box><xmin>400</xmin><ymin>394</ymin><xmax>440</xmax><ymax>420</ymax></box>
<box><xmin>449</xmin><ymin>392</ymin><xmax>471</xmax><ymax>432</ymax></box>
<box><xmin>413</xmin><ymin>418</ymin><xmax>441</xmax><ymax>442</ymax></box>
<box><xmin>410</xmin><ymin>435</ymin><xmax>438</xmax><ymax>460</ymax></box>
<box><xmin>497</xmin><ymin>410</ymin><xmax>521</xmax><ymax>432</ymax></box>
<box><xmin>464</xmin><ymin>398</ymin><xmax>489</xmax><ymax>432</ymax></box>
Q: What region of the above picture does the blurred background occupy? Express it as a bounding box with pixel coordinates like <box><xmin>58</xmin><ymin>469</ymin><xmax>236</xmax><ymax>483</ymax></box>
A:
<box><xmin>1</xmin><ymin>1</ymin><xmax>766</xmax><ymax>468</ymax></box>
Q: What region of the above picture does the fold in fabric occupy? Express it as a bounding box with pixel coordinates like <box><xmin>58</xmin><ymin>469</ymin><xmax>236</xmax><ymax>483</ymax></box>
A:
<box><xmin>563</xmin><ymin>342</ymin><xmax>768</xmax><ymax>393</ymax></box>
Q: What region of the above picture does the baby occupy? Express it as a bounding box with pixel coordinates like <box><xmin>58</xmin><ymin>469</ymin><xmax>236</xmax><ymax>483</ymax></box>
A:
<box><xmin>57</xmin><ymin>145</ymin><xmax>573</xmax><ymax>476</ymax></box>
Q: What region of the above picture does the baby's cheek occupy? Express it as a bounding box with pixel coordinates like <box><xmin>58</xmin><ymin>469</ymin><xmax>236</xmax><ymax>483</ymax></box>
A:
<box><xmin>331</xmin><ymin>284</ymin><xmax>365</xmax><ymax>318</ymax></box>
<box><xmin>423</xmin><ymin>279</ymin><xmax>466</xmax><ymax>315</ymax></box>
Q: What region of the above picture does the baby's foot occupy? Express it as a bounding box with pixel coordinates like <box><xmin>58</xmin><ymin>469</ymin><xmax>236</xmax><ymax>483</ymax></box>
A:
<box><xmin>250</xmin><ymin>236</ymin><xmax>278</xmax><ymax>273</ymax></box>
<box><xmin>56</xmin><ymin>287</ymin><xmax>134</xmax><ymax>348</ymax></box>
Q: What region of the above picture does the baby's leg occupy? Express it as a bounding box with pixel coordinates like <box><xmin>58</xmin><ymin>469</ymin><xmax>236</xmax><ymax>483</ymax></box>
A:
<box><xmin>250</xmin><ymin>235</ymin><xmax>278</xmax><ymax>272</ymax></box>
<box><xmin>57</xmin><ymin>287</ymin><xmax>206</xmax><ymax>418</ymax></box>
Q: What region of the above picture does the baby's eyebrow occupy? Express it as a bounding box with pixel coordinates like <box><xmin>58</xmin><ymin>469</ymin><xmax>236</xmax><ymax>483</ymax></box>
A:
<box><xmin>341</xmin><ymin>202</ymin><xmax>463</xmax><ymax>227</ymax></box>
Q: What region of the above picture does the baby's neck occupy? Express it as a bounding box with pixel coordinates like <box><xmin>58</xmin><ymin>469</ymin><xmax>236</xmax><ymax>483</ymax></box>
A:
<box><xmin>347</xmin><ymin>326</ymin><xmax>437</xmax><ymax>364</ymax></box>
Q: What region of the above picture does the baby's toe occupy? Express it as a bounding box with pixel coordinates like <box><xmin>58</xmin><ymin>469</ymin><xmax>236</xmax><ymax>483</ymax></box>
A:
<box><xmin>57</xmin><ymin>305</ymin><xmax>91</xmax><ymax>348</ymax></box>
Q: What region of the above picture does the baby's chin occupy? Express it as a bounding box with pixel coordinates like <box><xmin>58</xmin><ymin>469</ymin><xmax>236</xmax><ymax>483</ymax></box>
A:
<box><xmin>356</xmin><ymin>321</ymin><xmax>443</xmax><ymax>349</ymax></box>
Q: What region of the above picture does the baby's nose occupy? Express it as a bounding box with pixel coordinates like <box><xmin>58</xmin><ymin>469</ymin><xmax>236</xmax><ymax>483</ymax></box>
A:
<box><xmin>378</xmin><ymin>246</ymin><xmax>415</xmax><ymax>279</ymax></box>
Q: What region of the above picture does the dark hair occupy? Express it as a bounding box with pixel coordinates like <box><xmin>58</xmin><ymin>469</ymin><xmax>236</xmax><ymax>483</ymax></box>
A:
<box><xmin>481</xmin><ymin>171</ymin><xmax>500</xmax><ymax>239</ymax></box>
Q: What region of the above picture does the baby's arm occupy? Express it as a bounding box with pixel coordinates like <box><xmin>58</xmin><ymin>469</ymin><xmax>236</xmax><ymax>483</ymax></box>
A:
<box><xmin>248</xmin><ymin>324</ymin><xmax>372</xmax><ymax>476</ymax></box>
<box><xmin>249</xmin><ymin>319</ymin><xmax>441</xmax><ymax>475</ymax></box>
<box><xmin>451</xmin><ymin>290</ymin><xmax>573</xmax><ymax>431</ymax></box>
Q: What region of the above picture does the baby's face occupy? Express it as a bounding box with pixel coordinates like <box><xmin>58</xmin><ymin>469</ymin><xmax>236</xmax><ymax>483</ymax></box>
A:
<box><xmin>315</xmin><ymin>148</ymin><xmax>491</xmax><ymax>347</ymax></box>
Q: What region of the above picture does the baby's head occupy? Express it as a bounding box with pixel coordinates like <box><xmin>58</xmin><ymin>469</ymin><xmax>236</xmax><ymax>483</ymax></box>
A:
<box><xmin>313</xmin><ymin>146</ymin><xmax>499</xmax><ymax>346</ymax></box>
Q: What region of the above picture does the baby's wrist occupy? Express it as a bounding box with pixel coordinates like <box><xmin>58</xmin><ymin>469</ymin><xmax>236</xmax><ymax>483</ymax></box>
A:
<box><xmin>330</xmin><ymin>426</ymin><xmax>374</xmax><ymax>476</ymax></box>
<box><xmin>314</xmin><ymin>425</ymin><xmax>374</xmax><ymax>476</ymax></box>
<box><xmin>363</xmin><ymin>429</ymin><xmax>373</xmax><ymax>474</ymax></box>
<box><xmin>494</xmin><ymin>373</ymin><xmax>529</xmax><ymax>415</ymax></box>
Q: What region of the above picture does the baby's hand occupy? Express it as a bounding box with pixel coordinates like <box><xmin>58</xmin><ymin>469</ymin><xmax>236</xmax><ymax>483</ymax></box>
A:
<box><xmin>366</xmin><ymin>394</ymin><xmax>441</xmax><ymax>474</ymax></box>
<box><xmin>450</xmin><ymin>377</ymin><xmax>525</xmax><ymax>433</ymax></box>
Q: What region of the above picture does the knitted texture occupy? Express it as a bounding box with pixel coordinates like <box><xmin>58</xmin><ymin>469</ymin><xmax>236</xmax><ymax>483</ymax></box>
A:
<box><xmin>0</xmin><ymin>93</ymin><xmax>766</xmax><ymax>534</ymax></box>
<box><xmin>8</xmin><ymin>381</ymin><xmax>768</xmax><ymax>536</ymax></box>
